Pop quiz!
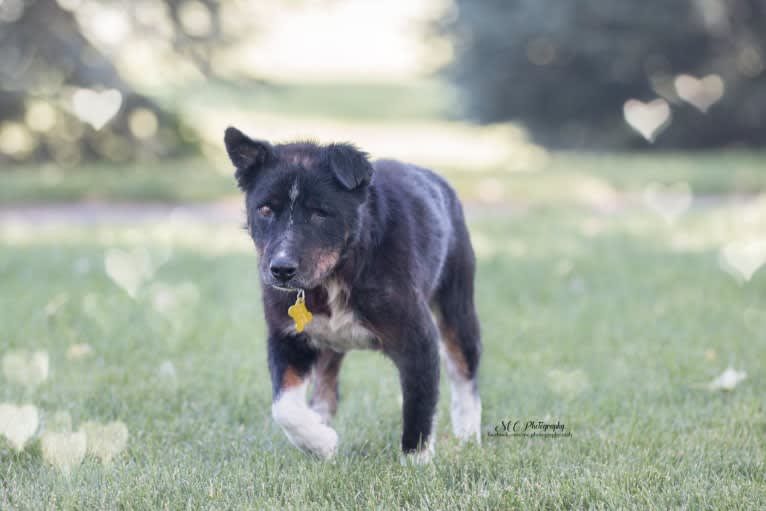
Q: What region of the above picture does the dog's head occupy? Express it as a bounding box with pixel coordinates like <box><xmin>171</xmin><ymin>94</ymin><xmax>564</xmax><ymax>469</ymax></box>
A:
<box><xmin>224</xmin><ymin>127</ymin><xmax>373</xmax><ymax>291</ymax></box>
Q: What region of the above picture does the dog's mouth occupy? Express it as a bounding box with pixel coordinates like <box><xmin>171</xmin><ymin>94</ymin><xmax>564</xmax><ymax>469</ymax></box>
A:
<box><xmin>264</xmin><ymin>273</ymin><xmax>315</xmax><ymax>292</ymax></box>
<box><xmin>268</xmin><ymin>275</ymin><xmax>325</xmax><ymax>292</ymax></box>
<box><xmin>270</xmin><ymin>284</ymin><xmax>299</xmax><ymax>292</ymax></box>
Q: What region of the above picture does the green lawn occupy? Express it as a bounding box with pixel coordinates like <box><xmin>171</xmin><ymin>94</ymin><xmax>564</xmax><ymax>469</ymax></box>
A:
<box><xmin>0</xmin><ymin>159</ymin><xmax>234</xmax><ymax>205</ymax></box>
<box><xmin>3</xmin><ymin>150</ymin><xmax>766</xmax><ymax>206</ymax></box>
<box><xmin>1</xmin><ymin>201</ymin><xmax>764</xmax><ymax>509</ymax></box>
<box><xmin>1</xmin><ymin>79</ymin><xmax>764</xmax><ymax>508</ymax></box>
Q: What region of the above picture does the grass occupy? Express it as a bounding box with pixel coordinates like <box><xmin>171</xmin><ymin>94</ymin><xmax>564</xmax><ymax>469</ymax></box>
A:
<box><xmin>1</xmin><ymin>78</ymin><xmax>765</xmax><ymax>508</ymax></box>
<box><xmin>0</xmin><ymin>159</ymin><xmax>234</xmax><ymax>205</ymax></box>
<box><xmin>1</xmin><ymin>201</ymin><xmax>765</xmax><ymax>509</ymax></box>
<box><xmin>3</xmin><ymin>150</ymin><xmax>766</xmax><ymax>206</ymax></box>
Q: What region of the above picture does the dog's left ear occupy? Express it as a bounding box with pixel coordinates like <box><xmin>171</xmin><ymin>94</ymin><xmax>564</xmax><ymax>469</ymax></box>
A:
<box><xmin>224</xmin><ymin>127</ymin><xmax>274</xmax><ymax>191</ymax></box>
<box><xmin>328</xmin><ymin>143</ymin><xmax>374</xmax><ymax>190</ymax></box>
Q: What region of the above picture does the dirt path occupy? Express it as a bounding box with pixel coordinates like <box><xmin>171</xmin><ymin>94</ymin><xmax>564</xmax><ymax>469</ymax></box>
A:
<box><xmin>0</xmin><ymin>200</ymin><xmax>527</xmax><ymax>226</ymax></box>
<box><xmin>0</xmin><ymin>201</ymin><xmax>245</xmax><ymax>226</ymax></box>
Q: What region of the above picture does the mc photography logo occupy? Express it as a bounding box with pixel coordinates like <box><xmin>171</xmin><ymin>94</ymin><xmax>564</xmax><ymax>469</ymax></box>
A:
<box><xmin>488</xmin><ymin>419</ymin><xmax>571</xmax><ymax>438</ymax></box>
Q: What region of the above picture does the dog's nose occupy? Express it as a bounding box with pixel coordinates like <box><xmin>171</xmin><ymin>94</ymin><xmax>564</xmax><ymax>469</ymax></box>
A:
<box><xmin>270</xmin><ymin>256</ymin><xmax>298</xmax><ymax>282</ymax></box>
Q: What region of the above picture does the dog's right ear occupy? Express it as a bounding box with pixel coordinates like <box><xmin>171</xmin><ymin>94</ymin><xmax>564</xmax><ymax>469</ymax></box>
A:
<box><xmin>224</xmin><ymin>127</ymin><xmax>274</xmax><ymax>191</ymax></box>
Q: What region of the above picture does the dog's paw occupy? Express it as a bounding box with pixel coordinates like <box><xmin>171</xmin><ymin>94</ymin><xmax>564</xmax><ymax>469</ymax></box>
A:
<box><xmin>281</xmin><ymin>423</ymin><xmax>339</xmax><ymax>460</ymax></box>
<box><xmin>273</xmin><ymin>399</ymin><xmax>338</xmax><ymax>459</ymax></box>
<box><xmin>306</xmin><ymin>424</ymin><xmax>338</xmax><ymax>460</ymax></box>
<box><xmin>399</xmin><ymin>436</ymin><xmax>435</xmax><ymax>465</ymax></box>
<box><xmin>400</xmin><ymin>449</ymin><xmax>433</xmax><ymax>465</ymax></box>
<box><xmin>400</xmin><ymin>450</ymin><xmax>432</xmax><ymax>465</ymax></box>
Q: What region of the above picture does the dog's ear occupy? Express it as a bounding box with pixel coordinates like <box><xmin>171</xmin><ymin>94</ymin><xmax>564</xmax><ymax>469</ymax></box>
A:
<box><xmin>224</xmin><ymin>127</ymin><xmax>274</xmax><ymax>191</ymax></box>
<box><xmin>328</xmin><ymin>143</ymin><xmax>374</xmax><ymax>190</ymax></box>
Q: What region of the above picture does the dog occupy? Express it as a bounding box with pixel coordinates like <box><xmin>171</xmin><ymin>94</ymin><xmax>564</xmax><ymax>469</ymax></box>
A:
<box><xmin>224</xmin><ymin>127</ymin><xmax>482</xmax><ymax>463</ymax></box>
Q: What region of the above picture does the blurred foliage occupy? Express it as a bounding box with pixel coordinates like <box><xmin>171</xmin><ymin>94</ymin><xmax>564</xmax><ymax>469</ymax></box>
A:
<box><xmin>151</xmin><ymin>80</ymin><xmax>453</xmax><ymax>122</ymax></box>
<box><xmin>441</xmin><ymin>0</ymin><xmax>766</xmax><ymax>149</ymax></box>
<box><xmin>0</xmin><ymin>0</ymin><xmax>240</xmax><ymax>166</ymax></box>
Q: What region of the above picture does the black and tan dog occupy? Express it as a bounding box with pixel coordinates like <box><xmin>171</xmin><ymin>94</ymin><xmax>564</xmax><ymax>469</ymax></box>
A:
<box><xmin>224</xmin><ymin>127</ymin><xmax>482</xmax><ymax>463</ymax></box>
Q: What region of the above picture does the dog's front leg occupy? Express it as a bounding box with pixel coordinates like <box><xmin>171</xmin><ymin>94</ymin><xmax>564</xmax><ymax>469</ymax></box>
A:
<box><xmin>268</xmin><ymin>333</ymin><xmax>339</xmax><ymax>459</ymax></box>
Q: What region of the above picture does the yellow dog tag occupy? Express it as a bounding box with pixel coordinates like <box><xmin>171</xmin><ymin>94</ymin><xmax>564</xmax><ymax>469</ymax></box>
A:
<box><xmin>288</xmin><ymin>289</ymin><xmax>313</xmax><ymax>333</ymax></box>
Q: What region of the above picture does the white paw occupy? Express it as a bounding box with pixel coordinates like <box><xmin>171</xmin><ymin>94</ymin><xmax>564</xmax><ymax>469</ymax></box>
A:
<box><xmin>272</xmin><ymin>385</ymin><xmax>339</xmax><ymax>459</ymax></box>
<box><xmin>284</xmin><ymin>422</ymin><xmax>338</xmax><ymax>459</ymax></box>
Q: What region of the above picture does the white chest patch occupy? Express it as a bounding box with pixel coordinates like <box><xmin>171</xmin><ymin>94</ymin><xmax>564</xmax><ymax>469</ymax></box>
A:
<box><xmin>297</xmin><ymin>281</ymin><xmax>378</xmax><ymax>352</ymax></box>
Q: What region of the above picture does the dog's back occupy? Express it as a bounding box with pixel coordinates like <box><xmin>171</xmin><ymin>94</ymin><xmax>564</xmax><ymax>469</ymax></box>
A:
<box><xmin>362</xmin><ymin>158</ymin><xmax>471</xmax><ymax>301</ymax></box>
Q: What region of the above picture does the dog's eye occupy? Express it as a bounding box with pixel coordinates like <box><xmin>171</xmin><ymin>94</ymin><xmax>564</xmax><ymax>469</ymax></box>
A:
<box><xmin>258</xmin><ymin>205</ymin><xmax>273</xmax><ymax>218</ymax></box>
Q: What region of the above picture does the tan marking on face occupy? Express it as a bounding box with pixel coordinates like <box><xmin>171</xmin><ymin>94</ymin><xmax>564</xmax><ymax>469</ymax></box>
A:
<box><xmin>311</xmin><ymin>249</ymin><xmax>340</xmax><ymax>282</ymax></box>
<box><xmin>282</xmin><ymin>366</ymin><xmax>304</xmax><ymax>388</ymax></box>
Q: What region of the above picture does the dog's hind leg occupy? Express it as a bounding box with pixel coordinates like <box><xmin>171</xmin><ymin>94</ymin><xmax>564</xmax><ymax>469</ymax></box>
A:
<box><xmin>374</xmin><ymin>293</ymin><xmax>441</xmax><ymax>464</ymax></box>
<box><xmin>390</xmin><ymin>305</ymin><xmax>441</xmax><ymax>464</ymax></box>
<box><xmin>434</xmin><ymin>228</ymin><xmax>482</xmax><ymax>443</ymax></box>
<box><xmin>310</xmin><ymin>350</ymin><xmax>345</xmax><ymax>424</ymax></box>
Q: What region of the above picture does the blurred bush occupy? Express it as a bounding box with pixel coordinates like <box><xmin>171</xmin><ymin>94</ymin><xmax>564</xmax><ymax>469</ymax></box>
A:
<box><xmin>0</xmin><ymin>0</ymin><xmax>237</xmax><ymax>166</ymax></box>
<box><xmin>441</xmin><ymin>0</ymin><xmax>766</xmax><ymax>149</ymax></box>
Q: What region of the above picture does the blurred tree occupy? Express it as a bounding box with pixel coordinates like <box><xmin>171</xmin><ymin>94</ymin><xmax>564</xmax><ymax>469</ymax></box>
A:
<box><xmin>441</xmin><ymin>0</ymin><xmax>766</xmax><ymax>149</ymax></box>
<box><xmin>0</xmin><ymin>0</ymin><xmax>230</xmax><ymax>166</ymax></box>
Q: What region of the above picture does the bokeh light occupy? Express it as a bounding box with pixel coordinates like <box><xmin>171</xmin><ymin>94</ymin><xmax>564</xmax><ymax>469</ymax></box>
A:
<box><xmin>25</xmin><ymin>102</ymin><xmax>57</xmax><ymax>133</ymax></box>
<box><xmin>128</xmin><ymin>108</ymin><xmax>159</xmax><ymax>140</ymax></box>
<box><xmin>0</xmin><ymin>122</ymin><xmax>36</xmax><ymax>158</ymax></box>
<box><xmin>178</xmin><ymin>0</ymin><xmax>213</xmax><ymax>37</ymax></box>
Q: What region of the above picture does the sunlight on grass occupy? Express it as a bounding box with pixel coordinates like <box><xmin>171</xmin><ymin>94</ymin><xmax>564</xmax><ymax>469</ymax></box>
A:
<box><xmin>7</xmin><ymin>150</ymin><xmax>765</xmax><ymax>208</ymax></box>
<box><xmin>195</xmin><ymin>111</ymin><xmax>548</xmax><ymax>174</ymax></box>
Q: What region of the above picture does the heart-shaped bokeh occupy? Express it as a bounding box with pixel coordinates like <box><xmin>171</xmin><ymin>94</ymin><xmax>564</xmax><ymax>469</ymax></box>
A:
<box><xmin>0</xmin><ymin>403</ymin><xmax>39</xmax><ymax>451</ymax></box>
<box><xmin>719</xmin><ymin>240</ymin><xmax>766</xmax><ymax>282</ymax></box>
<box><xmin>41</xmin><ymin>431</ymin><xmax>87</xmax><ymax>474</ymax></box>
<box><xmin>71</xmin><ymin>88</ymin><xmax>123</xmax><ymax>130</ymax></box>
<box><xmin>643</xmin><ymin>181</ymin><xmax>693</xmax><ymax>224</ymax></box>
<box><xmin>674</xmin><ymin>74</ymin><xmax>725</xmax><ymax>113</ymax></box>
<box><xmin>79</xmin><ymin>420</ymin><xmax>129</xmax><ymax>463</ymax></box>
<box><xmin>2</xmin><ymin>350</ymin><xmax>49</xmax><ymax>386</ymax></box>
<box><xmin>623</xmin><ymin>98</ymin><xmax>671</xmax><ymax>142</ymax></box>
<box><xmin>104</xmin><ymin>247</ymin><xmax>168</xmax><ymax>298</ymax></box>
